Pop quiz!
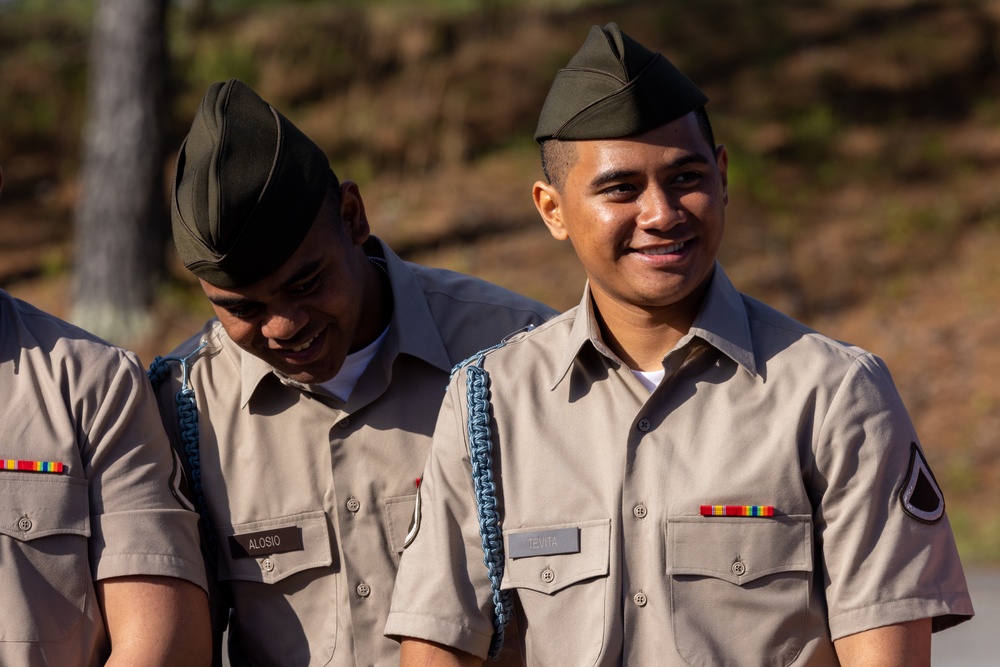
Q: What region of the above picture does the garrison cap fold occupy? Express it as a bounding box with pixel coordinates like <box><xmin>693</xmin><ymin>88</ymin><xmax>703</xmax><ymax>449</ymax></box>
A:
<box><xmin>172</xmin><ymin>78</ymin><xmax>331</xmax><ymax>288</ymax></box>
<box><xmin>534</xmin><ymin>22</ymin><xmax>707</xmax><ymax>142</ymax></box>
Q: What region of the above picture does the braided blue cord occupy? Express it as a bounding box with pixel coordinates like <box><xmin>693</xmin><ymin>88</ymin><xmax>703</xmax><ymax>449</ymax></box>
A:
<box><xmin>450</xmin><ymin>339</ymin><xmax>510</xmax><ymax>383</ymax></box>
<box><xmin>147</xmin><ymin>343</ymin><xmax>214</xmax><ymax>549</ymax></box>
<box><xmin>147</xmin><ymin>354</ymin><xmax>172</xmax><ymax>389</ymax></box>
<box><xmin>465</xmin><ymin>359</ymin><xmax>512</xmax><ymax>660</ymax></box>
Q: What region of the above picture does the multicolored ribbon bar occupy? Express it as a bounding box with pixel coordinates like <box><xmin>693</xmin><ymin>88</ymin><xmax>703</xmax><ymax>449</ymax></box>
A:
<box><xmin>1</xmin><ymin>459</ymin><xmax>65</xmax><ymax>474</ymax></box>
<box><xmin>700</xmin><ymin>505</ymin><xmax>774</xmax><ymax>517</ymax></box>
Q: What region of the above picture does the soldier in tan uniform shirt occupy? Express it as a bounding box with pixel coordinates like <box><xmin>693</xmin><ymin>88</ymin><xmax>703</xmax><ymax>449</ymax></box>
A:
<box><xmin>0</xmin><ymin>164</ymin><xmax>210</xmax><ymax>665</ymax></box>
<box><xmin>388</xmin><ymin>23</ymin><xmax>974</xmax><ymax>666</ymax></box>
<box><xmin>150</xmin><ymin>80</ymin><xmax>554</xmax><ymax>666</ymax></box>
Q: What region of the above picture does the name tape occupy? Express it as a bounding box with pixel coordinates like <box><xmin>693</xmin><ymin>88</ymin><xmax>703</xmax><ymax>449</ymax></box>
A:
<box><xmin>508</xmin><ymin>527</ymin><xmax>580</xmax><ymax>559</ymax></box>
<box><xmin>229</xmin><ymin>526</ymin><xmax>303</xmax><ymax>559</ymax></box>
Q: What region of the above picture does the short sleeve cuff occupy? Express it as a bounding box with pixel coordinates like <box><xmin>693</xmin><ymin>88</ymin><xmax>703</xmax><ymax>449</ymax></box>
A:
<box><xmin>89</xmin><ymin>509</ymin><xmax>208</xmax><ymax>591</ymax></box>
<box><xmin>828</xmin><ymin>593</ymin><xmax>975</xmax><ymax>640</ymax></box>
<box><xmin>384</xmin><ymin>611</ymin><xmax>492</xmax><ymax>659</ymax></box>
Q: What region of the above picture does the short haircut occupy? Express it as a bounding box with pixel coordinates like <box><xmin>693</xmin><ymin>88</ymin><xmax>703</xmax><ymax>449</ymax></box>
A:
<box><xmin>540</xmin><ymin>106</ymin><xmax>717</xmax><ymax>191</ymax></box>
<box><xmin>694</xmin><ymin>106</ymin><xmax>716</xmax><ymax>158</ymax></box>
<box><xmin>540</xmin><ymin>140</ymin><xmax>577</xmax><ymax>191</ymax></box>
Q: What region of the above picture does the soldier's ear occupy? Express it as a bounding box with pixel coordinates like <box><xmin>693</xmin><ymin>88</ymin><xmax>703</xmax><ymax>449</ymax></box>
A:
<box><xmin>533</xmin><ymin>180</ymin><xmax>568</xmax><ymax>241</ymax></box>
<box><xmin>716</xmin><ymin>144</ymin><xmax>729</xmax><ymax>206</ymax></box>
<box><xmin>339</xmin><ymin>180</ymin><xmax>371</xmax><ymax>245</ymax></box>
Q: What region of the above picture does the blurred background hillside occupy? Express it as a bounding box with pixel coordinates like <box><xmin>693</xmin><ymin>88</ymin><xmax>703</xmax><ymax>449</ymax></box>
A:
<box><xmin>0</xmin><ymin>0</ymin><xmax>998</xmax><ymax>564</ymax></box>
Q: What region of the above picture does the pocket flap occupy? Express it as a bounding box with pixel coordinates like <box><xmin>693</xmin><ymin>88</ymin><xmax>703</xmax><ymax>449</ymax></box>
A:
<box><xmin>0</xmin><ymin>474</ymin><xmax>89</xmax><ymax>541</ymax></box>
<box><xmin>667</xmin><ymin>514</ymin><xmax>812</xmax><ymax>585</ymax></box>
<box><xmin>217</xmin><ymin>510</ymin><xmax>332</xmax><ymax>584</ymax></box>
<box><xmin>501</xmin><ymin>519</ymin><xmax>610</xmax><ymax>594</ymax></box>
<box><xmin>385</xmin><ymin>494</ymin><xmax>416</xmax><ymax>554</ymax></box>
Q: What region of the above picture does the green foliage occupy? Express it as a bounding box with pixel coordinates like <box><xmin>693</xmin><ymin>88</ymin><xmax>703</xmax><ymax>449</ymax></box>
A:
<box><xmin>726</xmin><ymin>153</ymin><xmax>781</xmax><ymax>211</ymax></box>
<box><xmin>789</xmin><ymin>106</ymin><xmax>838</xmax><ymax>163</ymax></box>
<box><xmin>3</xmin><ymin>0</ymin><xmax>999</xmax><ymax>563</ymax></box>
<box><xmin>0</xmin><ymin>4</ymin><xmax>90</xmax><ymax>155</ymax></box>
<box><xmin>188</xmin><ymin>40</ymin><xmax>257</xmax><ymax>87</ymax></box>
<box><xmin>948</xmin><ymin>505</ymin><xmax>1000</xmax><ymax>565</ymax></box>
<box><xmin>40</xmin><ymin>247</ymin><xmax>67</xmax><ymax>278</ymax></box>
<box><xmin>883</xmin><ymin>196</ymin><xmax>963</xmax><ymax>245</ymax></box>
<box><xmin>1</xmin><ymin>0</ymin><xmax>94</xmax><ymax>21</ymax></box>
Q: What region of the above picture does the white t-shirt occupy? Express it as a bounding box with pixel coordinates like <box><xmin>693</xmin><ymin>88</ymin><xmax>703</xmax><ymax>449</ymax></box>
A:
<box><xmin>319</xmin><ymin>327</ymin><xmax>389</xmax><ymax>401</ymax></box>
<box><xmin>631</xmin><ymin>367</ymin><xmax>665</xmax><ymax>393</ymax></box>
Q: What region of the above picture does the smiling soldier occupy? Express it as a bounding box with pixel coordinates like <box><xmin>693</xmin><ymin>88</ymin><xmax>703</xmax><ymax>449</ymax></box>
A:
<box><xmin>150</xmin><ymin>79</ymin><xmax>554</xmax><ymax>667</ymax></box>
<box><xmin>387</xmin><ymin>23</ymin><xmax>974</xmax><ymax>666</ymax></box>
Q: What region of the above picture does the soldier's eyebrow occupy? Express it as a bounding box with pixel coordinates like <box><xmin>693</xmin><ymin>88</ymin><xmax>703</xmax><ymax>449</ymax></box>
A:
<box><xmin>589</xmin><ymin>169</ymin><xmax>640</xmax><ymax>190</ymax></box>
<box><xmin>588</xmin><ymin>153</ymin><xmax>712</xmax><ymax>190</ymax></box>
<box><xmin>280</xmin><ymin>259</ymin><xmax>323</xmax><ymax>289</ymax></box>
<box><xmin>206</xmin><ymin>259</ymin><xmax>325</xmax><ymax>310</ymax></box>
<box><xmin>208</xmin><ymin>294</ymin><xmax>255</xmax><ymax>310</ymax></box>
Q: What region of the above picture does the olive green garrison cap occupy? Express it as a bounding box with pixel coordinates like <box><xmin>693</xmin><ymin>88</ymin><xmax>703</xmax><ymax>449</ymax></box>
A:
<box><xmin>534</xmin><ymin>22</ymin><xmax>707</xmax><ymax>142</ymax></box>
<box><xmin>172</xmin><ymin>78</ymin><xmax>331</xmax><ymax>288</ymax></box>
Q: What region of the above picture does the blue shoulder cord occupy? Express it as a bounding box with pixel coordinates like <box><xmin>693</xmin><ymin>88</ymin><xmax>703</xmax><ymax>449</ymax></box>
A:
<box><xmin>147</xmin><ymin>343</ymin><xmax>215</xmax><ymax>551</ymax></box>
<box><xmin>451</xmin><ymin>338</ymin><xmax>515</xmax><ymax>660</ymax></box>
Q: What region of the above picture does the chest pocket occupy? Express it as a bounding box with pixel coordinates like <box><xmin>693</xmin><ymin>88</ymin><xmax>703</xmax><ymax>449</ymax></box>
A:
<box><xmin>666</xmin><ymin>515</ymin><xmax>813</xmax><ymax>667</ymax></box>
<box><xmin>216</xmin><ymin>510</ymin><xmax>336</xmax><ymax>666</ymax></box>
<box><xmin>0</xmin><ymin>473</ymin><xmax>91</xmax><ymax>643</ymax></box>
<box><xmin>501</xmin><ymin>519</ymin><xmax>611</xmax><ymax>666</ymax></box>
<box><xmin>385</xmin><ymin>493</ymin><xmax>417</xmax><ymax>556</ymax></box>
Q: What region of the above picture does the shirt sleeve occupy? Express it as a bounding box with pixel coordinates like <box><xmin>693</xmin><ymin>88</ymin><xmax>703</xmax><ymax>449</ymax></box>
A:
<box><xmin>83</xmin><ymin>349</ymin><xmax>207</xmax><ymax>592</ymax></box>
<box><xmin>385</xmin><ymin>370</ymin><xmax>498</xmax><ymax>659</ymax></box>
<box><xmin>814</xmin><ymin>353</ymin><xmax>973</xmax><ymax>639</ymax></box>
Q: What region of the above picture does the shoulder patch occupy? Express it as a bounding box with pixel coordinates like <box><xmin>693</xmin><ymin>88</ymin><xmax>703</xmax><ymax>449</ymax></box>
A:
<box><xmin>899</xmin><ymin>442</ymin><xmax>944</xmax><ymax>524</ymax></box>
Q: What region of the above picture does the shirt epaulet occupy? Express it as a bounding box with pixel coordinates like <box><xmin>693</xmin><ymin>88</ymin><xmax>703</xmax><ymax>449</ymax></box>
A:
<box><xmin>448</xmin><ymin>323</ymin><xmax>537</xmax><ymax>382</ymax></box>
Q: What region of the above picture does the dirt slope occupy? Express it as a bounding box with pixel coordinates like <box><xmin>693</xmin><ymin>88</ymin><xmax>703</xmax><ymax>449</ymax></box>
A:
<box><xmin>1</xmin><ymin>0</ymin><xmax>997</xmax><ymax>561</ymax></box>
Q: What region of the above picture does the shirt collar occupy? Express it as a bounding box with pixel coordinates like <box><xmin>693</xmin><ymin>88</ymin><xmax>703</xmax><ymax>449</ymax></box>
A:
<box><xmin>551</xmin><ymin>262</ymin><xmax>757</xmax><ymax>390</ymax></box>
<box><xmin>238</xmin><ymin>236</ymin><xmax>452</xmax><ymax>407</ymax></box>
<box><xmin>373</xmin><ymin>237</ymin><xmax>452</xmax><ymax>372</ymax></box>
<box><xmin>551</xmin><ymin>285</ymin><xmax>616</xmax><ymax>389</ymax></box>
<box><xmin>687</xmin><ymin>263</ymin><xmax>757</xmax><ymax>377</ymax></box>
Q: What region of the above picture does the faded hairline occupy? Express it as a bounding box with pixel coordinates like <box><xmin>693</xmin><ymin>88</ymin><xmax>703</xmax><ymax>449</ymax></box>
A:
<box><xmin>539</xmin><ymin>106</ymin><xmax>717</xmax><ymax>192</ymax></box>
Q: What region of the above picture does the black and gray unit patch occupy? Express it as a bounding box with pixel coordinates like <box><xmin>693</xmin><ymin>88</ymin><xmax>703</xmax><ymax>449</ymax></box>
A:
<box><xmin>899</xmin><ymin>442</ymin><xmax>945</xmax><ymax>524</ymax></box>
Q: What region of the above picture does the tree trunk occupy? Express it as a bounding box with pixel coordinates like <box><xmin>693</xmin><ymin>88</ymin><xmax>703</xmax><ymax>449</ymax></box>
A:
<box><xmin>72</xmin><ymin>0</ymin><xmax>168</xmax><ymax>345</ymax></box>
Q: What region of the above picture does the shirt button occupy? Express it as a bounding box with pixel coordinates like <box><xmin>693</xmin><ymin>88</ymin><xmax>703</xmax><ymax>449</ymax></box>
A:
<box><xmin>17</xmin><ymin>516</ymin><xmax>32</xmax><ymax>532</ymax></box>
<box><xmin>346</xmin><ymin>497</ymin><xmax>361</xmax><ymax>513</ymax></box>
<box><xmin>540</xmin><ymin>568</ymin><xmax>555</xmax><ymax>584</ymax></box>
<box><xmin>338</xmin><ymin>417</ymin><xmax>351</xmax><ymax>429</ymax></box>
<box><xmin>633</xmin><ymin>504</ymin><xmax>647</xmax><ymax>519</ymax></box>
<box><xmin>357</xmin><ymin>582</ymin><xmax>371</xmax><ymax>598</ymax></box>
<box><xmin>261</xmin><ymin>558</ymin><xmax>275</xmax><ymax>573</ymax></box>
<box><xmin>637</xmin><ymin>418</ymin><xmax>651</xmax><ymax>432</ymax></box>
<box><xmin>732</xmin><ymin>561</ymin><xmax>746</xmax><ymax>576</ymax></box>
<box><xmin>633</xmin><ymin>591</ymin><xmax>647</xmax><ymax>607</ymax></box>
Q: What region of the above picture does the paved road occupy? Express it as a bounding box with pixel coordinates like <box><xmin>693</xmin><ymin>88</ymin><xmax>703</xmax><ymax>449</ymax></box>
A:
<box><xmin>932</xmin><ymin>568</ymin><xmax>1000</xmax><ymax>666</ymax></box>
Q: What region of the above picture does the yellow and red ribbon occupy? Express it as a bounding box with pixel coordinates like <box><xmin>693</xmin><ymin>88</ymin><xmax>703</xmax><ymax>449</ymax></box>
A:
<box><xmin>1</xmin><ymin>459</ymin><xmax>65</xmax><ymax>474</ymax></box>
<box><xmin>700</xmin><ymin>504</ymin><xmax>773</xmax><ymax>517</ymax></box>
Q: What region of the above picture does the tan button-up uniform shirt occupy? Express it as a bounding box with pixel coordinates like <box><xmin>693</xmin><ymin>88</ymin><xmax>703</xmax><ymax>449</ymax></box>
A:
<box><xmin>0</xmin><ymin>290</ymin><xmax>206</xmax><ymax>667</ymax></box>
<box><xmin>387</xmin><ymin>265</ymin><xmax>973</xmax><ymax>666</ymax></box>
<box><xmin>153</xmin><ymin>239</ymin><xmax>555</xmax><ymax>667</ymax></box>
